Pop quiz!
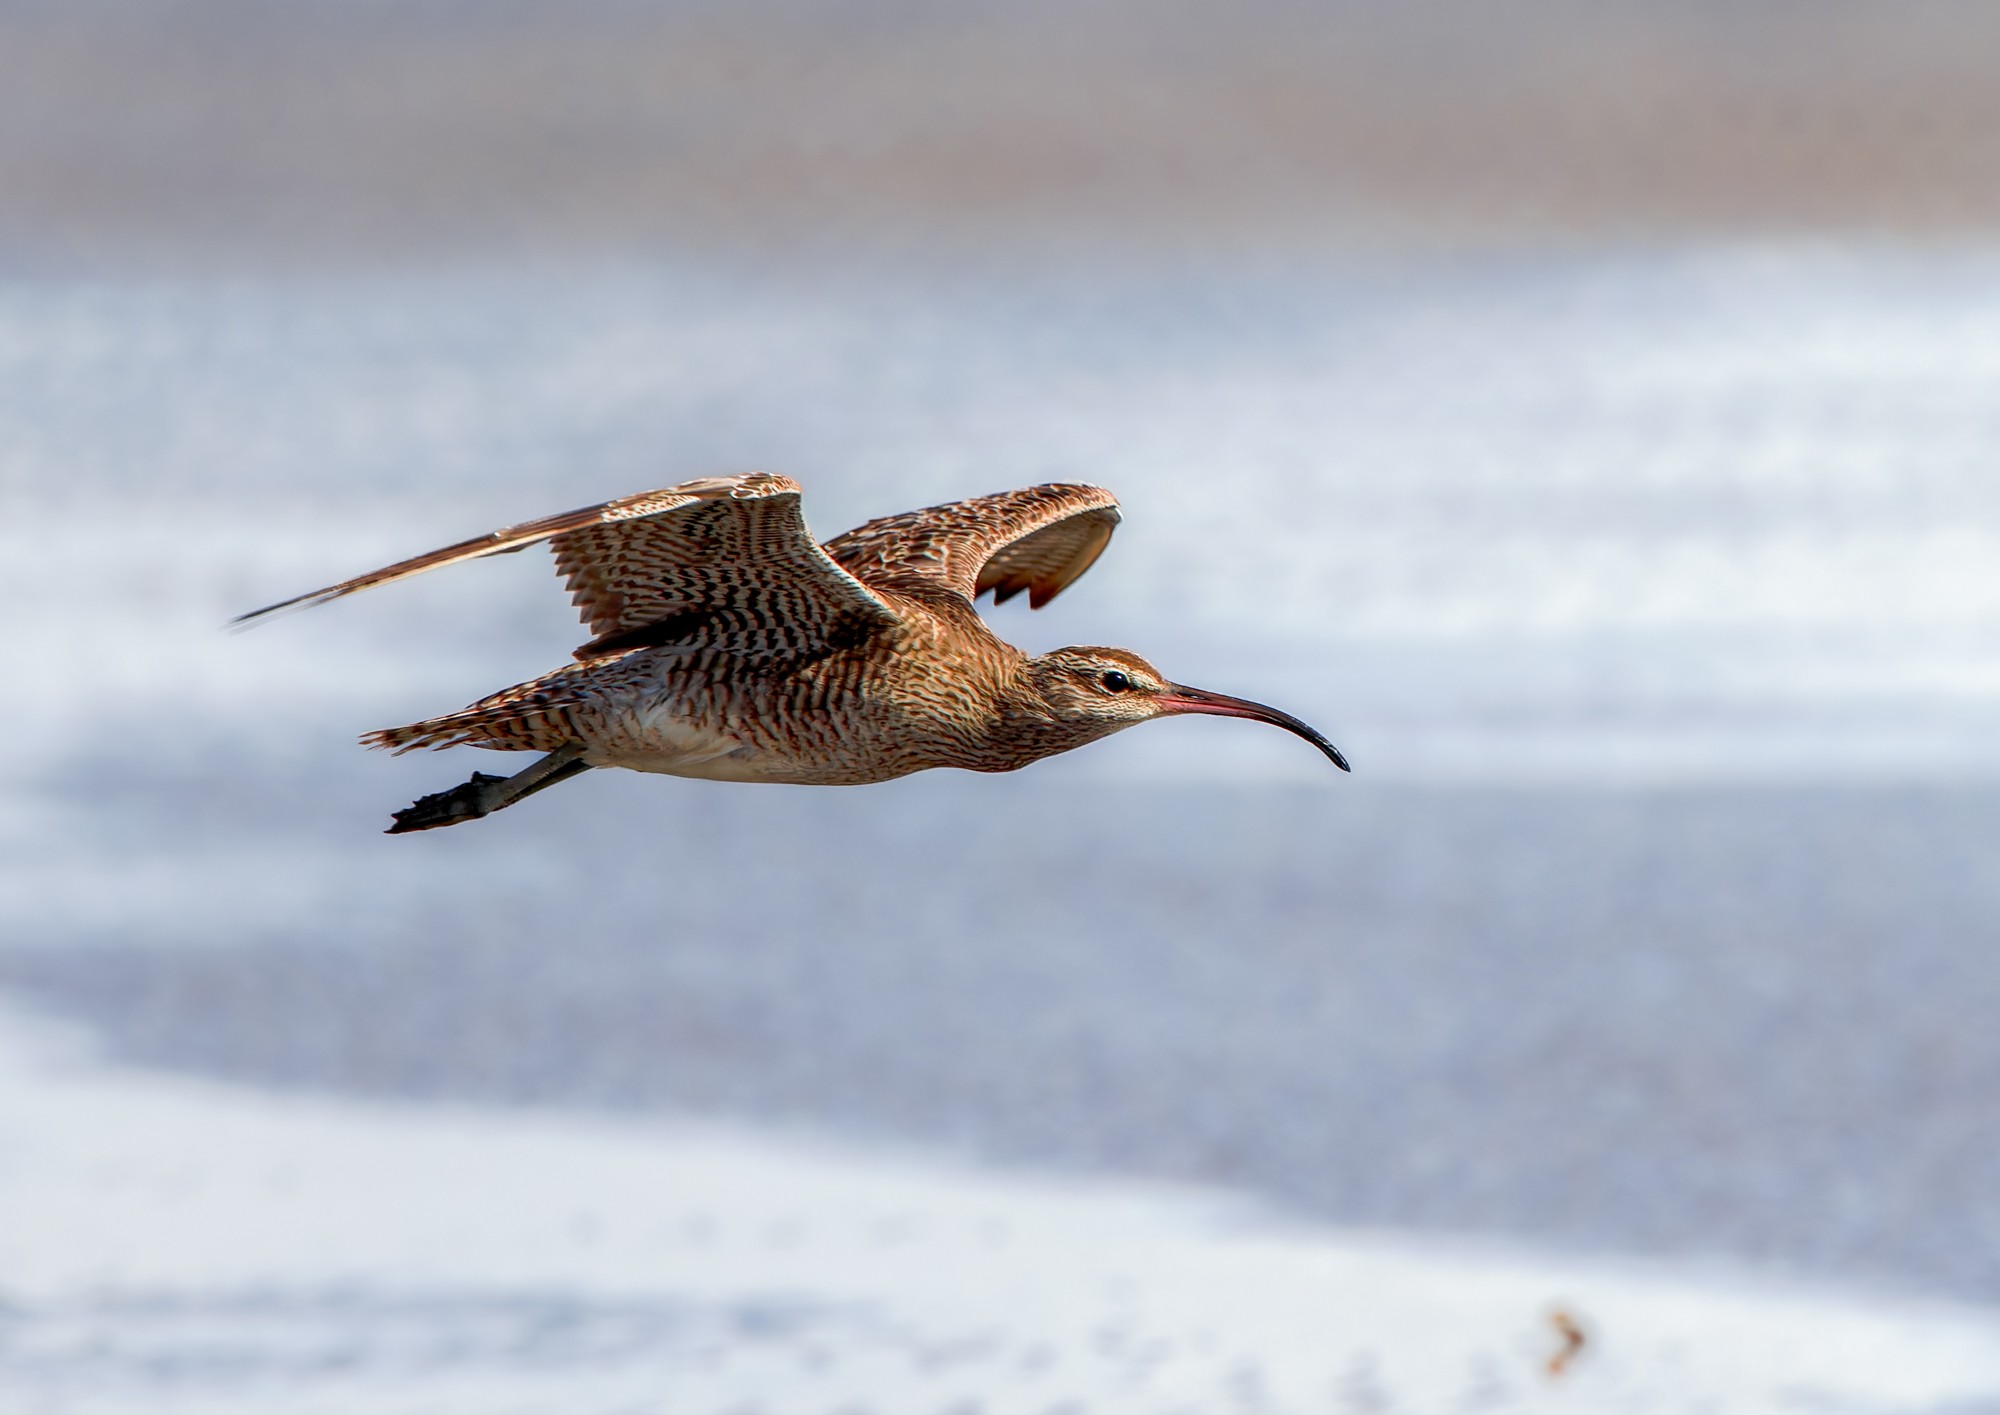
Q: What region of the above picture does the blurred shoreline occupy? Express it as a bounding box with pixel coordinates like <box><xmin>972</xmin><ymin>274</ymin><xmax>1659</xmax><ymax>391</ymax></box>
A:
<box><xmin>5</xmin><ymin>1</ymin><xmax>2000</xmax><ymax>269</ymax></box>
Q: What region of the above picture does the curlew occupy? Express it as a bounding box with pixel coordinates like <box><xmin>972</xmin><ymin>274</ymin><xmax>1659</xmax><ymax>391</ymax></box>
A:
<box><xmin>239</xmin><ymin>476</ymin><xmax>1348</xmax><ymax>832</ymax></box>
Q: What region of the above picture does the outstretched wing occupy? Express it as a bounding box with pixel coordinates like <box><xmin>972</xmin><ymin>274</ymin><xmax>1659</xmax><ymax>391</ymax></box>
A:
<box><xmin>822</xmin><ymin>483</ymin><xmax>1121</xmax><ymax>610</ymax></box>
<box><xmin>236</xmin><ymin>473</ymin><xmax>898</xmax><ymax>661</ymax></box>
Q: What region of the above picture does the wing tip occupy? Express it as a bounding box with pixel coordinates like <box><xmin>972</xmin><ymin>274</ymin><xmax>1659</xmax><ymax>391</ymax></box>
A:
<box><xmin>1050</xmin><ymin>482</ymin><xmax>1121</xmax><ymax>517</ymax></box>
<box><xmin>730</xmin><ymin>470</ymin><xmax>803</xmax><ymax>499</ymax></box>
<box><xmin>227</xmin><ymin>588</ymin><xmax>341</xmax><ymax>631</ymax></box>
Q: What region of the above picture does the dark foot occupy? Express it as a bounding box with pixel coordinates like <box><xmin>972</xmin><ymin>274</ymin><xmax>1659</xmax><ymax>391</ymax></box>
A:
<box><xmin>386</xmin><ymin>772</ymin><xmax>507</xmax><ymax>834</ymax></box>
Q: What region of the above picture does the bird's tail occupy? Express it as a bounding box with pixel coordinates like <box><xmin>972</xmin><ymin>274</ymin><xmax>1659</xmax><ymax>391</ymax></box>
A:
<box><xmin>362</xmin><ymin>671</ymin><xmax>587</xmax><ymax>755</ymax></box>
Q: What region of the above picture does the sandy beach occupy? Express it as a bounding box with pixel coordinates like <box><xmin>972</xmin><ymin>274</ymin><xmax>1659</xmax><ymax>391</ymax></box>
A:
<box><xmin>10</xmin><ymin>1004</ymin><xmax>2000</xmax><ymax>1413</ymax></box>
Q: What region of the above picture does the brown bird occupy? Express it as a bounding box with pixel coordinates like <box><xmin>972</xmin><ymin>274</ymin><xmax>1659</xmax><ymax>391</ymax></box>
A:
<box><xmin>239</xmin><ymin>475</ymin><xmax>1348</xmax><ymax>832</ymax></box>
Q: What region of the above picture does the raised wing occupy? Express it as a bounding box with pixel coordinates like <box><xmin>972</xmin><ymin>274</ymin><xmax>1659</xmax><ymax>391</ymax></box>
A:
<box><xmin>823</xmin><ymin>483</ymin><xmax>1121</xmax><ymax>609</ymax></box>
<box><xmin>236</xmin><ymin>473</ymin><xmax>898</xmax><ymax>661</ymax></box>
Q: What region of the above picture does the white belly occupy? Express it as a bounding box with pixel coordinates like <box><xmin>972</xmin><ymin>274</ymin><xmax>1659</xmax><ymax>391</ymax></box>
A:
<box><xmin>581</xmin><ymin>707</ymin><xmax>808</xmax><ymax>783</ymax></box>
<box><xmin>583</xmin><ymin>721</ymin><xmax>746</xmax><ymax>777</ymax></box>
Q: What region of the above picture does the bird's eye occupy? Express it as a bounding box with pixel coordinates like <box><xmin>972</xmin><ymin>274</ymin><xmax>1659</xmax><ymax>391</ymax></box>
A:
<box><xmin>1100</xmin><ymin>670</ymin><xmax>1133</xmax><ymax>693</ymax></box>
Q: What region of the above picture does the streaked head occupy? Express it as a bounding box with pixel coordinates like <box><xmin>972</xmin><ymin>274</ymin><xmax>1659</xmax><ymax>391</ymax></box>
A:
<box><xmin>1021</xmin><ymin>647</ymin><xmax>1349</xmax><ymax>770</ymax></box>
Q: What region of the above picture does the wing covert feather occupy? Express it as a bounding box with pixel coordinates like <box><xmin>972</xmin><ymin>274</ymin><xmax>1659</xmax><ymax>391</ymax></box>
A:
<box><xmin>823</xmin><ymin>483</ymin><xmax>1120</xmax><ymax>609</ymax></box>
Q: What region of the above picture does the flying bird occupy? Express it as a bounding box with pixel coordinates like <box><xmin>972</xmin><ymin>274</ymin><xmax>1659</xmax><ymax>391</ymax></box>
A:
<box><xmin>239</xmin><ymin>475</ymin><xmax>1348</xmax><ymax>832</ymax></box>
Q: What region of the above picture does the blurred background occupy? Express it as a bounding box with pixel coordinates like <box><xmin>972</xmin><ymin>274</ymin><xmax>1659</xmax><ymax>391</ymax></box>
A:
<box><xmin>5</xmin><ymin>0</ymin><xmax>2000</xmax><ymax>1407</ymax></box>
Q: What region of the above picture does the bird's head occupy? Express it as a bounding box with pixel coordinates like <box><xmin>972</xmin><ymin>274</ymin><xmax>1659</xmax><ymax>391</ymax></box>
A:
<box><xmin>1017</xmin><ymin>647</ymin><xmax>1349</xmax><ymax>770</ymax></box>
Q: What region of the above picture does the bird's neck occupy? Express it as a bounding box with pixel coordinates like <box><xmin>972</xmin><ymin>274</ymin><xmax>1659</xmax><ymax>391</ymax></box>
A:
<box><xmin>979</xmin><ymin>658</ymin><xmax>1099</xmax><ymax>770</ymax></box>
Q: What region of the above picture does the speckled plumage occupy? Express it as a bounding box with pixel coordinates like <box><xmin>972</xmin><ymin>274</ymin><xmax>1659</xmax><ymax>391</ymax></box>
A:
<box><xmin>240</xmin><ymin>474</ymin><xmax>1346</xmax><ymax>831</ymax></box>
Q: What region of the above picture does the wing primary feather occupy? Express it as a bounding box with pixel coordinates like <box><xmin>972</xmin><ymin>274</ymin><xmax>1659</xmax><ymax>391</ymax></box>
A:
<box><xmin>231</xmin><ymin>500</ymin><xmax>622</xmax><ymax>629</ymax></box>
<box><xmin>234</xmin><ymin>472</ymin><xmax>898</xmax><ymax>671</ymax></box>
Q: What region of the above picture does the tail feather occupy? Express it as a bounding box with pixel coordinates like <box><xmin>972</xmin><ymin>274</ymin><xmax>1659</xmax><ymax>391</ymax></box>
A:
<box><xmin>363</xmin><ymin>669</ymin><xmax>591</xmax><ymax>755</ymax></box>
<box><xmin>363</xmin><ymin>708</ymin><xmax>574</xmax><ymax>754</ymax></box>
<box><xmin>365</xmin><ymin>718</ymin><xmax>496</xmax><ymax>754</ymax></box>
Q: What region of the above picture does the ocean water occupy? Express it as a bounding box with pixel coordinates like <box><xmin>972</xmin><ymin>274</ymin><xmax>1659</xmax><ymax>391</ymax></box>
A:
<box><xmin>7</xmin><ymin>247</ymin><xmax>2000</xmax><ymax>787</ymax></box>
<box><xmin>5</xmin><ymin>247</ymin><xmax>2000</xmax><ymax>1310</ymax></box>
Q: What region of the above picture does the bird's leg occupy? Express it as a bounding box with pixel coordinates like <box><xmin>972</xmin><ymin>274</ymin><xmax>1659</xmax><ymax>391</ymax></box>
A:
<box><xmin>386</xmin><ymin>743</ymin><xmax>593</xmax><ymax>835</ymax></box>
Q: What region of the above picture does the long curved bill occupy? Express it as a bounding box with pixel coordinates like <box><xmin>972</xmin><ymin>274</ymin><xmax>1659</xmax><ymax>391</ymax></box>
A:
<box><xmin>1159</xmin><ymin>684</ymin><xmax>1351</xmax><ymax>771</ymax></box>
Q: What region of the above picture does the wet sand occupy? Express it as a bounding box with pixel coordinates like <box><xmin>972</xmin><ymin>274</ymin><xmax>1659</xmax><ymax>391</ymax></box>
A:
<box><xmin>8</xmin><ymin>775</ymin><xmax>2000</xmax><ymax>1305</ymax></box>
